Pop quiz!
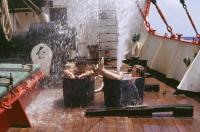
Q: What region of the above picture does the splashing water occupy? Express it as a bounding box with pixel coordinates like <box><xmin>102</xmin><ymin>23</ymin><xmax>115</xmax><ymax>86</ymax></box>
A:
<box><xmin>0</xmin><ymin>0</ymin><xmax>148</xmax><ymax>85</ymax></box>
<box><xmin>34</xmin><ymin>0</ymin><xmax>99</xmax><ymax>88</ymax></box>
<box><xmin>27</xmin><ymin>22</ymin><xmax>76</xmax><ymax>88</ymax></box>
<box><xmin>116</xmin><ymin>0</ymin><xmax>147</xmax><ymax>71</ymax></box>
<box><xmin>54</xmin><ymin>0</ymin><xmax>99</xmax><ymax>56</ymax></box>
<box><xmin>53</xmin><ymin>0</ymin><xmax>147</xmax><ymax>69</ymax></box>
<box><xmin>38</xmin><ymin>0</ymin><xmax>148</xmax><ymax>87</ymax></box>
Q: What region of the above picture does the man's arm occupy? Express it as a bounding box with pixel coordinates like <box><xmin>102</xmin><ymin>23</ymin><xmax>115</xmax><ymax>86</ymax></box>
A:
<box><xmin>77</xmin><ymin>70</ymin><xmax>95</xmax><ymax>79</ymax></box>
<box><xmin>64</xmin><ymin>69</ymin><xmax>75</xmax><ymax>79</ymax></box>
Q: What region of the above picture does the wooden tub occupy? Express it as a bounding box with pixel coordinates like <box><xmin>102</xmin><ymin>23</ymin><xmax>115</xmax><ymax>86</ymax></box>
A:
<box><xmin>63</xmin><ymin>75</ymin><xmax>95</xmax><ymax>107</ymax></box>
<box><xmin>103</xmin><ymin>76</ymin><xmax>145</xmax><ymax>107</ymax></box>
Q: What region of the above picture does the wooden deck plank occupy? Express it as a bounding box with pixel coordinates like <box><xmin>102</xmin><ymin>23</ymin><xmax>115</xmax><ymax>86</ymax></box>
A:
<box><xmin>131</xmin><ymin>118</ymin><xmax>144</xmax><ymax>132</ymax></box>
<box><xmin>158</xmin><ymin>80</ymin><xmax>181</xmax><ymax>132</ymax></box>
<box><xmin>160</xmin><ymin>81</ymin><xmax>194</xmax><ymax>132</ymax></box>
<box><xmin>98</xmin><ymin>117</ymin><xmax>108</xmax><ymax>132</ymax></box>
<box><xmin>155</xmin><ymin>118</ymin><xmax>171</xmax><ymax>132</ymax></box>
<box><xmin>18</xmin><ymin>128</ymin><xmax>28</xmax><ymax>132</ymax></box>
<box><xmin>63</xmin><ymin>108</ymin><xmax>76</xmax><ymax>132</ymax></box>
<box><xmin>34</xmin><ymin>127</ymin><xmax>47</xmax><ymax>132</ymax></box>
<box><xmin>87</xmin><ymin>118</ymin><xmax>102</xmax><ymax>132</ymax></box>
<box><xmin>163</xmin><ymin>118</ymin><xmax>179</xmax><ymax>132</ymax></box>
<box><xmin>107</xmin><ymin>117</ymin><xmax>116</xmax><ymax>132</ymax></box>
<box><xmin>7</xmin><ymin>77</ymin><xmax>200</xmax><ymax>132</ymax></box>
<box><xmin>72</xmin><ymin>117</ymin><xmax>84</xmax><ymax>132</ymax></box>
<box><xmin>45</xmin><ymin>126</ymin><xmax>56</xmax><ymax>132</ymax></box>
<box><xmin>81</xmin><ymin>117</ymin><xmax>92</xmax><ymax>132</ymax></box>
<box><xmin>139</xmin><ymin>118</ymin><xmax>153</xmax><ymax>132</ymax></box>
<box><xmin>144</xmin><ymin>79</ymin><xmax>163</xmax><ymax>132</ymax></box>
<box><xmin>115</xmin><ymin>117</ymin><xmax>126</xmax><ymax>132</ymax></box>
<box><xmin>155</xmin><ymin>82</ymin><xmax>172</xmax><ymax>132</ymax></box>
<box><xmin>146</xmin><ymin>78</ymin><xmax>177</xmax><ymax>132</ymax></box>
<box><xmin>125</xmin><ymin>117</ymin><xmax>134</xmax><ymax>132</ymax></box>
<box><xmin>90</xmin><ymin>118</ymin><xmax>101</xmax><ymax>132</ymax></box>
<box><xmin>147</xmin><ymin>118</ymin><xmax>161</xmax><ymax>132</ymax></box>
<box><xmin>8</xmin><ymin>128</ymin><xmax>20</xmax><ymax>132</ymax></box>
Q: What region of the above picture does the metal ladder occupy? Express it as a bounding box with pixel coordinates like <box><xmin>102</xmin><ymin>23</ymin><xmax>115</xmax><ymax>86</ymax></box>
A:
<box><xmin>97</xmin><ymin>1</ymin><xmax>118</xmax><ymax>64</ymax></box>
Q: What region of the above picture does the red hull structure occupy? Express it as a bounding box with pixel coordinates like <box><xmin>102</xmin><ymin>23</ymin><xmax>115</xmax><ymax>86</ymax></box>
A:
<box><xmin>0</xmin><ymin>70</ymin><xmax>44</xmax><ymax>131</ymax></box>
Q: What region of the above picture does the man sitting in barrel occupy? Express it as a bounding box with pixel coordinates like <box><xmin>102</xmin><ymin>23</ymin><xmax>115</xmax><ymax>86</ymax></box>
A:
<box><xmin>64</xmin><ymin>57</ymin><xmax>97</xmax><ymax>79</ymax></box>
<box><xmin>95</xmin><ymin>57</ymin><xmax>145</xmax><ymax>92</ymax></box>
<box><xmin>97</xmin><ymin>57</ymin><xmax>145</xmax><ymax>80</ymax></box>
<box><xmin>96</xmin><ymin>57</ymin><xmax>145</xmax><ymax>106</ymax></box>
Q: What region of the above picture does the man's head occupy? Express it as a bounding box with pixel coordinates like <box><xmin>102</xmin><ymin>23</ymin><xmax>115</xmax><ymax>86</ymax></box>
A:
<box><xmin>131</xmin><ymin>65</ymin><xmax>145</xmax><ymax>77</ymax></box>
<box><xmin>75</xmin><ymin>57</ymin><xmax>87</xmax><ymax>73</ymax></box>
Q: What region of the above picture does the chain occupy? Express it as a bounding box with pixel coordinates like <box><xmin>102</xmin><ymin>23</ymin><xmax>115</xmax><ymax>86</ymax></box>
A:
<box><xmin>180</xmin><ymin>0</ymin><xmax>187</xmax><ymax>9</ymax></box>
<box><xmin>151</xmin><ymin>0</ymin><xmax>174</xmax><ymax>37</ymax></box>
<box><xmin>180</xmin><ymin>0</ymin><xmax>199</xmax><ymax>41</ymax></box>
<box><xmin>136</xmin><ymin>0</ymin><xmax>151</xmax><ymax>31</ymax></box>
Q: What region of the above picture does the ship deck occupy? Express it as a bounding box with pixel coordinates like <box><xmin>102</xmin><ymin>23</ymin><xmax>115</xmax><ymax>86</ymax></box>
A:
<box><xmin>8</xmin><ymin>77</ymin><xmax>200</xmax><ymax>132</ymax></box>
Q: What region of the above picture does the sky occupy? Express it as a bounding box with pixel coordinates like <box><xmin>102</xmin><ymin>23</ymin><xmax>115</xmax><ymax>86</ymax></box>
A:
<box><xmin>149</xmin><ymin>0</ymin><xmax>200</xmax><ymax>37</ymax></box>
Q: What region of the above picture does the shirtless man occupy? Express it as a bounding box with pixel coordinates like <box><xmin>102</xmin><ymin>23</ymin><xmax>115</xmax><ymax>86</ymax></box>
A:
<box><xmin>64</xmin><ymin>57</ymin><xmax>96</xmax><ymax>79</ymax></box>
<box><xmin>95</xmin><ymin>58</ymin><xmax>145</xmax><ymax>92</ymax></box>
<box><xmin>98</xmin><ymin>57</ymin><xmax>145</xmax><ymax>79</ymax></box>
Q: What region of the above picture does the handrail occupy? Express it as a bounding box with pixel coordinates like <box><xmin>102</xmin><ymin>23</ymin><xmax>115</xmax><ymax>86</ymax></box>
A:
<box><xmin>136</xmin><ymin>0</ymin><xmax>153</xmax><ymax>34</ymax></box>
<box><xmin>144</xmin><ymin>0</ymin><xmax>151</xmax><ymax>17</ymax></box>
<box><xmin>22</xmin><ymin>0</ymin><xmax>42</xmax><ymax>14</ymax></box>
<box><xmin>142</xmin><ymin>0</ymin><xmax>200</xmax><ymax>45</ymax></box>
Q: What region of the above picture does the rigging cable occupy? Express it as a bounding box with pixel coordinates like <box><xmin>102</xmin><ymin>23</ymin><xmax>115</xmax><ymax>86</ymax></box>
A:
<box><xmin>136</xmin><ymin>0</ymin><xmax>155</xmax><ymax>34</ymax></box>
<box><xmin>144</xmin><ymin>0</ymin><xmax>151</xmax><ymax>17</ymax></box>
<box><xmin>150</xmin><ymin>0</ymin><xmax>175</xmax><ymax>38</ymax></box>
<box><xmin>179</xmin><ymin>0</ymin><xmax>200</xmax><ymax>44</ymax></box>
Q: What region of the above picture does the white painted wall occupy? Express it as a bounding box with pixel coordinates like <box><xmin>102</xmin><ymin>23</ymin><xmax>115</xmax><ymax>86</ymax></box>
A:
<box><xmin>140</xmin><ymin>33</ymin><xmax>199</xmax><ymax>81</ymax></box>
<box><xmin>178</xmin><ymin>50</ymin><xmax>200</xmax><ymax>92</ymax></box>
